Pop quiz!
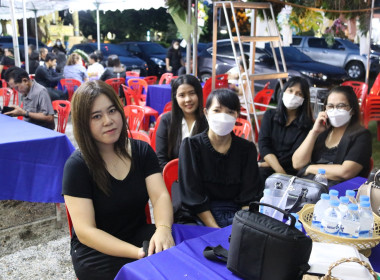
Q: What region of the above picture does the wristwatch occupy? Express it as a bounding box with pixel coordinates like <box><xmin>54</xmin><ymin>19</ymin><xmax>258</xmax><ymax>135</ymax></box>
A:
<box><xmin>25</xmin><ymin>110</ymin><xmax>29</xmax><ymax>118</ymax></box>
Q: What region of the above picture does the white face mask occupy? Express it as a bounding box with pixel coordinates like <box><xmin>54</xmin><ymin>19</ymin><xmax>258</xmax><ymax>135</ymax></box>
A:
<box><xmin>282</xmin><ymin>92</ymin><xmax>304</xmax><ymax>110</ymax></box>
<box><xmin>207</xmin><ymin>112</ymin><xmax>236</xmax><ymax>136</ymax></box>
<box><xmin>326</xmin><ymin>109</ymin><xmax>352</xmax><ymax>127</ymax></box>
<box><xmin>56</xmin><ymin>41</ymin><xmax>61</xmax><ymax>46</ymax></box>
<box><xmin>173</xmin><ymin>44</ymin><xmax>179</xmax><ymax>50</ymax></box>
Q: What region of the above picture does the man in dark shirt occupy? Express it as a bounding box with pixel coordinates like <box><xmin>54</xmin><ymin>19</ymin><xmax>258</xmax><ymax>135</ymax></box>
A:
<box><xmin>0</xmin><ymin>48</ymin><xmax>15</xmax><ymax>77</ymax></box>
<box><xmin>3</xmin><ymin>66</ymin><xmax>55</xmax><ymax>130</ymax></box>
<box><xmin>35</xmin><ymin>53</ymin><xmax>67</xmax><ymax>101</ymax></box>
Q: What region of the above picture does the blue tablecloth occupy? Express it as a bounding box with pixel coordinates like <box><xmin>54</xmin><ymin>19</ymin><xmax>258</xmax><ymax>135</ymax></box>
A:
<box><xmin>125</xmin><ymin>76</ymin><xmax>143</xmax><ymax>84</ymax></box>
<box><xmin>0</xmin><ymin>114</ymin><xmax>75</xmax><ymax>203</ymax></box>
<box><xmin>146</xmin><ymin>84</ymin><xmax>171</xmax><ymax>115</ymax></box>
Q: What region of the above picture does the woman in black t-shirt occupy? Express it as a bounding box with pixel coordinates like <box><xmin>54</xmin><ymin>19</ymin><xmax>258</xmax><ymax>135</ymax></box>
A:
<box><xmin>293</xmin><ymin>86</ymin><xmax>372</xmax><ymax>186</ymax></box>
<box><xmin>165</xmin><ymin>40</ymin><xmax>183</xmax><ymax>75</ymax></box>
<box><xmin>62</xmin><ymin>80</ymin><xmax>174</xmax><ymax>280</ymax></box>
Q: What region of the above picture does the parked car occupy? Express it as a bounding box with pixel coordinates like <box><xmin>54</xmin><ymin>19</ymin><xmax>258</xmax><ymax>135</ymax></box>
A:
<box><xmin>197</xmin><ymin>39</ymin><xmax>348</xmax><ymax>101</ymax></box>
<box><xmin>119</xmin><ymin>41</ymin><xmax>166</xmax><ymax>76</ymax></box>
<box><xmin>68</xmin><ymin>43</ymin><xmax>148</xmax><ymax>76</ymax></box>
<box><xmin>291</xmin><ymin>36</ymin><xmax>380</xmax><ymax>79</ymax></box>
<box><xmin>0</xmin><ymin>36</ymin><xmax>49</xmax><ymax>61</ymax></box>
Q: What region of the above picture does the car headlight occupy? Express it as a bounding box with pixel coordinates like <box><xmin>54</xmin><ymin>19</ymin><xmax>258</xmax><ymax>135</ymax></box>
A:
<box><xmin>151</xmin><ymin>57</ymin><xmax>165</xmax><ymax>66</ymax></box>
<box><xmin>301</xmin><ymin>71</ymin><xmax>327</xmax><ymax>80</ymax></box>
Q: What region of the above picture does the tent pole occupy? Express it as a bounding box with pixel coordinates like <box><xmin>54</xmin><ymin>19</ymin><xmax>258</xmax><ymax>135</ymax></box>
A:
<box><xmin>9</xmin><ymin>0</ymin><xmax>21</xmax><ymax>67</ymax></box>
<box><xmin>186</xmin><ymin>0</ymin><xmax>191</xmax><ymax>74</ymax></box>
<box><xmin>365</xmin><ymin>0</ymin><xmax>375</xmax><ymax>85</ymax></box>
<box><xmin>34</xmin><ymin>10</ymin><xmax>39</xmax><ymax>51</ymax></box>
<box><xmin>22</xmin><ymin>0</ymin><xmax>29</xmax><ymax>73</ymax></box>
<box><xmin>96</xmin><ymin>4</ymin><xmax>100</xmax><ymax>51</ymax></box>
<box><xmin>192</xmin><ymin>0</ymin><xmax>198</xmax><ymax>76</ymax></box>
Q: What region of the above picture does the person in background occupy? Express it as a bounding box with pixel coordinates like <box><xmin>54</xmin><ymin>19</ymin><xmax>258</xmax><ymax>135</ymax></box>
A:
<box><xmin>63</xmin><ymin>53</ymin><xmax>88</xmax><ymax>83</ymax></box>
<box><xmin>3</xmin><ymin>66</ymin><xmax>55</xmax><ymax>130</ymax></box>
<box><xmin>156</xmin><ymin>75</ymin><xmax>208</xmax><ymax>170</ymax></box>
<box><xmin>62</xmin><ymin>80</ymin><xmax>174</xmax><ymax>279</ymax></box>
<box><xmin>39</xmin><ymin>47</ymin><xmax>48</xmax><ymax>66</ymax></box>
<box><xmin>35</xmin><ymin>53</ymin><xmax>67</xmax><ymax>101</ymax></box>
<box><xmin>258</xmin><ymin>77</ymin><xmax>314</xmax><ymax>183</ymax></box>
<box><xmin>28</xmin><ymin>50</ymin><xmax>40</xmax><ymax>75</ymax></box>
<box><xmin>100</xmin><ymin>54</ymin><xmax>126</xmax><ymax>81</ymax></box>
<box><xmin>178</xmin><ymin>88</ymin><xmax>262</xmax><ymax>228</ymax></box>
<box><xmin>165</xmin><ymin>40</ymin><xmax>184</xmax><ymax>76</ymax></box>
<box><xmin>52</xmin><ymin>38</ymin><xmax>66</xmax><ymax>54</ymax></box>
<box><xmin>94</xmin><ymin>49</ymin><xmax>106</xmax><ymax>67</ymax></box>
<box><xmin>177</xmin><ymin>58</ymin><xmax>192</xmax><ymax>76</ymax></box>
<box><xmin>52</xmin><ymin>47</ymin><xmax>67</xmax><ymax>73</ymax></box>
<box><xmin>0</xmin><ymin>48</ymin><xmax>15</xmax><ymax>76</ymax></box>
<box><xmin>87</xmin><ymin>53</ymin><xmax>104</xmax><ymax>80</ymax></box>
<box><xmin>292</xmin><ymin>86</ymin><xmax>372</xmax><ymax>186</ymax></box>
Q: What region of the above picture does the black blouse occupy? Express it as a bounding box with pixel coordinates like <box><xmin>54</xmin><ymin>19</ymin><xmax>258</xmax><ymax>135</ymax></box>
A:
<box><xmin>178</xmin><ymin>130</ymin><xmax>263</xmax><ymax>215</ymax></box>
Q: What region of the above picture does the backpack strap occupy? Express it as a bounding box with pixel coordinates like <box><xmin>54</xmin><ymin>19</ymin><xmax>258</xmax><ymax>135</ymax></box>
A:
<box><xmin>203</xmin><ymin>245</ymin><xmax>228</xmax><ymax>263</ymax></box>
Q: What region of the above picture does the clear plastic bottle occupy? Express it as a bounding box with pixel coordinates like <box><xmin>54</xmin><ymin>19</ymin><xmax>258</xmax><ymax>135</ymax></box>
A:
<box><xmin>259</xmin><ymin>189</ymin><xmax>273</xmax><ymax>217</ymax></box>
<box><xmin>339</xmin><ymin>203</ymin><xmax>360</xmax><ymax>238</ymax></box>
<box><xmin>312</xmin><ymin>193</ymin><xmax>330</xmax><ymax>230</ymax></box>
<box><xmin>329</xmin><ymin>190</ymin><xmax>339</xmax><ymax>203</ymax></box>
<box><xmin>321</xmin><ymin>200</ymin><xmax>341</xmax><ymax>235</ymax></box>
<box><xmin>313</xmin><ymin>168</ymin><xmax>328</xmax><ymax>186</ymax></box>
<box><xmin>339</xmin><ymin>196</ymin><xmax>349</xmax><ymax>216</ymax></box>
<box><xmin>346</xmin><ymin>190</ymin><xmax>357</xmax><ymax>204</ymax></box>
<box><xmin>359</xmin><ymin>201</ymin><xmax>374</xmax><ymax>238</ymax></box>
<box><xmin>358</xmin><ymin>195</ymin><xmax>370</xmax><ymax>204</ymax></box>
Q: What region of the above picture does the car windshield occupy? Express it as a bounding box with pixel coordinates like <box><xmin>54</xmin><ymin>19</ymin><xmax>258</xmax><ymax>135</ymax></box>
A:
<box><xmin>140</xmin><ymin>43</ymin><xmax>167</xmax><ymax>55</ymax></box>
<box><xmin>268</xmin><ymin>46</ymin><xmax>314</xmax><ymax>62</ymax></box>
<box><xmin>102</xmin><ymin>44</ymin><xmax>132</xmax><ymax>57</ymax></box>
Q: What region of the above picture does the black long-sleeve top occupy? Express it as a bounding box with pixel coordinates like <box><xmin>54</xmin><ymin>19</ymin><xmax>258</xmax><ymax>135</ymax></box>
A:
<box><xmin>35</xmin><ymin>64</ymin><xmax>63</xmax><ymax>88</ymax></box>
<box><xmin>178</xmin><ymin>130</ymin><xmax>263</xmax><ymax>215</ymax></box>
<box><xmin>258</xmin><ymin>109</ymin><xmax>312</xmax><ymax>174</ymax></box>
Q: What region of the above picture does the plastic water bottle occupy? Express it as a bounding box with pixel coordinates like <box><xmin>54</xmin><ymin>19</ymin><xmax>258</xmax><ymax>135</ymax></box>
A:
<box><xmin>329</xmin><ymin>190</ymin><xmax>339</xmax><ymax>203</ymax></box>
<box><xmin>339</xmin><ymin>196</ymin><xmax>349</xmax><ymax>216</ymax></box>
<box><xmin>346</xmin><ymin>190</ymin><xmax>357</xmax><ymax>204</ymax></box>
<box><xmin>313</xmin><ymin>168</ymin><xmax>328</xmax><ymax>186</ymax></box>
<box><xmin>339</xmin><ymin>203</ymin><xmax>360</xmax><ymax>238</ymax></box>
<box><xmin>358</xmin><ymin>195</ymin><xmax>370</xmax><ymax>204</ymax></box>
<box><xmin>321</xmin><ymin>200</ymin><xmax>341</xmax><ymax>235</ymax></box>
<box><xmin>259</xmin><ymin>189</ymin><xmax>273</xmax><ymax>217</ymax></box>
<box><xmin>312</xmin><ymin>193</ymin><xmax>330</xmax><ymax>230</ymax></box>
<box><xmin>287</xmin><ymin>213</ymin><xmax>303</xmax><ymax>232</ymax></box>
<box><xmin>359</xmin><ymin>201</ymin><xmax>374</xmax><ymax>238</ymax></box>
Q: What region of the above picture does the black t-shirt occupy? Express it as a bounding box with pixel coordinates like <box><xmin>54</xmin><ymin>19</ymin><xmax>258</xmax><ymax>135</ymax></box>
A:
<box><xmin>62</xmin><ymin>140</ymin><xmax>161</xmax><ymax>241</ymax></box>
<box><xmin>0</xmin><ymin>56</ymin><xmax>15</xmax><ymax>66</ymax></box>
<box><xmin>166</xmin><ymin>48</ymin><xmax>182</xmax><ymax>70</ymax></box>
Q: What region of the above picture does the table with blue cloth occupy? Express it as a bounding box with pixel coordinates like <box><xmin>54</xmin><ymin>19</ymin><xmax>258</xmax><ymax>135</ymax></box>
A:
<box><xmin>115</xmin><ymin>177</ymin><xmax>380</xmax><ymax>279</ymax></box>
<box><xmin>146</xmin><ymin>84</ymin><xmax>172</xmax><ymax>115</ymax></box>
<box><xmin>125</xmin><ymin>76</ymin><xmax>143</xmax><ymax>84</ymax></box>
<box><xmin>0</xmin><ymin>114</ymin><xmax>75</xmax><ymax>203</ymax></box>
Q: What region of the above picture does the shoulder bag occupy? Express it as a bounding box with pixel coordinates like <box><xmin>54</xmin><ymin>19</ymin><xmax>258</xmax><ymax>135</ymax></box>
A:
<box><xmin>356</xmin><ymin>169</ymin><xmax>380</xmax><ymax>217</ymax></box>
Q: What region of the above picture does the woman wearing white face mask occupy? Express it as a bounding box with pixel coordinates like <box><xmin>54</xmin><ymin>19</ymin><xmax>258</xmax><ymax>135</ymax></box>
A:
<box><xmin>177</xmin><ymin>89</ymin><xmax>262</xmax><ymax>228</ymax></box>
<box><xmin>258</xmin><ymin>77</ymin><xmax>313</xmax><ymax>183</ymax></box>
<box><xmin>165</xmin><ymin>40</ymin><xmax>184</xmax><ymax>75</ymax></box>
<box><xmin>293</xmin><ymin>86</ymin><xmax>372</xmax><ymax>185</ymax></box>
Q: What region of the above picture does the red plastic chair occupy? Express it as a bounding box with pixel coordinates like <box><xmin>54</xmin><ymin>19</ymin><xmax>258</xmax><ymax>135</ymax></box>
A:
<box><xmin>370</xmin><ymin>73</ymin><xmax>380</xmax><ymax>96</ymax></box>
<box><xmin>128</xmin><ymin>78</ymin><xmax>148</xmax><ymax>103</ymax></box>
<box><xmin>233</xmin><ymin>118</ymin><xmax>252</xmax><ymax>140</ymax></box>
<box><xmin>60</xmin><ymin>79</ymin><xmax>81</xmax><ymax>102</ymax></box>
<box><xmin>0</xmin><ymin>79</ymin><xmax>7</xmax><ymax>88</ymax></box>
<box><xmin>341</xmin><ymin>81</ymin><xmax>368</xmax><ymax>112</ymax></box>
<box><xmin>121</xmin><ymin>84</ymin><xmax>134</xmax><ymax>106</ymax></box>
<box><xmin>163</xmin><ymin>158</ymin><xmax>179</xmax><ymax>199</ymax></box>
<box><xmin>149</xmin><ymin>114</ymin><xmax>162</xmax><ymax>151</ymax></box>
<box><xmin>202</xmin><ymin>74</ymin><xmax>229</xmax><ymax>106</ymax></box>
<box><xmin>143</xmin><ymin>76</ymin><xmax>158</xmax><ymax>85</ymax></box>
<box><xmin>125</xmin><ymin>71</ymin><xmax>140</xmax><ymax>77</ymax></box>
<box><xmin>29</xmin><ymin>74</ymin><xmax>35</xmax><ymax>80</ymax></box>
<box><xmin>123</xmin><ymin>105</ymin><xmax>145</xmax><ymax>131</ymax></box>
<box><xmin>52</xmin><ymin>100</ymin><xmax>71</xmax><ymax>133</ymax></box>
<box><xmin>0</xmin><ymin>88</ymin><xmax>11</xmax><ymax>106</ymax></box>
<box><xmin>65</xmin><ymin>204</ymin><xmax>73</xmax><ymax>238</ymax></box>
<box><xmin>363</xmin><ymin>95</ymin><xmax>380</xmax><ymax>140</ymax></box>
<box><xmin>128</xmin><ymin>130</ymin><xmax>151</xmax><ymax>145</ymax></box>
<box><xmin>159</xmin><ymin>73</ymin><xmax>173</xmax><ymax>85</ymax></box>
<box><xmin>254</xmin><ymin>88</ymin><xmax>275</xmax><ymax>111</ymax></box>
<box><xmin>105</xmin><ymin>77</ymin><xmax>126</xmax><ymax>98</ymax></box>
<box><xmin>163</xmin><ymin>101</ymin><xmax>172</xmax><ymax>113</ymax></box>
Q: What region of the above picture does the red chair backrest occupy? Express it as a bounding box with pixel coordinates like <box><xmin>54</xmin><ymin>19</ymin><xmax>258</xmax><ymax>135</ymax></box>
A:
<box><xmin>150</xmin><ymin>114</ymin><xmax>162</xmax><ymax>151</ymax></box>
<box><xmin>0</xmin><ymin>79</ymin><xmax>7</xmax><ymax>88</ymax></box>
<box><xmin>127</xmin><ymin>79</ymin><xmax>148</xmax><ymax>104</ymax></box>
<box><xmin>370</xmin><ymin>73</ymin><xmax>380</xmax><ymax>96</ymax></box>
<box><xmin>159</xmin><ymin>73</ymin><xmax>173</xmax><ymax>85</ymax></box>
<box><xmin>105</xmin><ymin>77</ymin><xmax>126</xmax><ymax>97</ymax></box>
<box><xmin>125</xmin><ymin>71</ymin><xmax>140</xmax><ymax>77</ymax></box>
<box><xmin>202</xmin><ymin>74</ymin><xmax>229</xmax><ymax>105</ymax></box>
<box><xmin>341</xmin><ymin>81</ymin><xmax>368</xmax><ymax>110</ymax></box>
<box><xmin>143</xmin><ymin>76</ymin><xmax>158</xmax><ymax>85</ymax></box>
<box><xmin>0</xmin><ymin>88</ymin><xmax>11</xmax><ymax>106</ymax></box>
<box><xmin>163</xmin><ymin>158</ymin><xmax>179</xmax><ymax>199</ymax></box>
<box><xmin>123</xmin><ymin>105</ymin><xmax>145</xmax><ymax>131</ymax></box>
<box><xmin>65</xmin><ymin>205</ymin><xmax>73</xmax><ymax>238</ymax></box>
<box><xmin>128</xmin><ymin>130</ymin><xmax>151</xmax><ymax>144</ymax></box>
<box><xmin>60</xmin><ymin>79</ymin><xmax>81</xmax><ymax>102</ymax></box>
<box><xmin>363</xmin><ymin>95</ymin><xmax>380</xmax><ymax>128</ymax></box>
<box><xmin>163</xmin><ymin>101</ymin><xmax>172</xmax><ymax>113</ymax></box>
<box><xmin>121</xmin><ymin>84</ymin><xmax>135</xmax><ymax>106</ymax></box>
<box><xmin>29</xmin><ymin>74</ymin><xmax>35</xmax><ymax>80</ymax></box>
<box><xmin>233</xmin><ymin>118</ymin><xmax>252</xmax><ymax>140</ymax></box>
<box><xmin>254</xmin><ymin>88</ymin><xmax>274</xmax><ymax>111</ymax></box>
<box><xmin>52</xmin><ymin>100</ymin><xmax>71</xmax><ymax>133</ymax></box>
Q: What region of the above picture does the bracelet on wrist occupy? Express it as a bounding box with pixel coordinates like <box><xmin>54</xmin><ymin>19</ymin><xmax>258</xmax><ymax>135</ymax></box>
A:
<box><xmin>156</xmin><ymin>224</ymin><xmax>172</xmax><ymax>232</ymax></box>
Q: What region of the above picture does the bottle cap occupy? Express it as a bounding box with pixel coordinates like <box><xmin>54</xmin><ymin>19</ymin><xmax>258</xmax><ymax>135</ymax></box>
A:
<box><xmin>360</xmin><ymin>201</ymin><xmax>370</xmax><ymax>208</ymax></box>
<box><xmin>346</xmin><ymin>190</ymin><xmax>355</xmax><ymax>197</ymax></box>
<box><xmin>329</xmin><ymin>190</ymin><xmax>339</xmax><ymax>197</ymax></box>
<box><xmin>330</xmin><ymin>200</ymin><xmax>340</xmax><ymax>206</ymax></box>
<box><xmin>318</xmin><ymin>168</ymin><xmax>326</xmax><ymax>175</ymax></box>
<box><xmin>360</xmin><ymin>195</ymin><xmax>370</xmax><ymax>202</ymax></box>
<box><xmin>263</xmin><ymin>189</ymin><xmax>271</xmax><ymax>196</ymax></box>
<box><xmin>348</xmin><ymin>204</ymin><xmax>358</xmax><ymax>211</ymax></box>
<box><xmin>321</xmin><ymin>193</ymin><xmax>330</xmax><ymax>200</ymax></box>
<box><xmin>340</xmin><ymin>196</ymin><xmax>349</xmax><ymax>204</ymax></box>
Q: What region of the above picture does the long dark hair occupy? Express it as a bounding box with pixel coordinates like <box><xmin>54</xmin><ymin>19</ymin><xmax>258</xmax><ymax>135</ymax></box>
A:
<box><xmin>205</xmin><ymin>88</ymin><xmax>241</xmax><ymax>113</ymax></box>
<box><xmin>274</xmin><ymin>76</ymin><xmax>313</xmax><ymax>128</ymax></box>
<box><xmin>168</xmin><ymin>75</ymin><xmax>207</xmax><ymax>158</ymax></box>
<box><xmin>71</xmin><ymin>80</ymin><xmax>132</xmax><ymax>195</ymax></box>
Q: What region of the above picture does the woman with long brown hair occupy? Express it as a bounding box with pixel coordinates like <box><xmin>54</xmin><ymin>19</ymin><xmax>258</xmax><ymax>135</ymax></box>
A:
<box><xmin>62</xmin><ymin>80</ymin><xmax>174</xmax><ymax>279</ymax></box>
<box><xmin>63</xmin><ymin>52</ymin><xmax>88</xmax><ymax>83</ymax></box>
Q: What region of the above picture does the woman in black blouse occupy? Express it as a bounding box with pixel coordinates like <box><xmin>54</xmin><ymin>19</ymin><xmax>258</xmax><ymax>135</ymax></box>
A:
<box><xmin>155</xmin><ymin>75</ymin><xmax>208</xmax><ymax>169</ymax></box>
<box><xmin>178</xmin><ymin>88</ymin><xmax>262</xmax><ymax>228</ymax></box>
<box><xmin>293</xmin><ymin>86</ymin><xmax>372</xmax><ymax>185</ymax></box>
<box><xmin>258</xmin><ymin>77</ymin><xmax>313</xmax><ymax>183</ymax></box>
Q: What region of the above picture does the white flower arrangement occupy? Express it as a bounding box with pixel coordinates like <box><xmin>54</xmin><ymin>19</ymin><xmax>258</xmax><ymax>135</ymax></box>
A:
<box><xmin>72</xmin><ymin>49</ymin><xmax>89</xmax><ymax>63</ymax></box>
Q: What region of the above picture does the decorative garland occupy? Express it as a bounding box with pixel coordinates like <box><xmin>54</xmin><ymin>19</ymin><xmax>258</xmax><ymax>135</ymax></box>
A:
<box><xmin>72</xmin><ymin>49</ymin><xmax>89</xmax><ymax>63</ymax></box>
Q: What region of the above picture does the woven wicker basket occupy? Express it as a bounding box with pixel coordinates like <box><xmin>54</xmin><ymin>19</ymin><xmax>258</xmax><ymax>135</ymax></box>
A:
<box><xmin>298</xmin><ymin>204</ymin><xmax>380</xmax><ymax>257</ymax></box>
